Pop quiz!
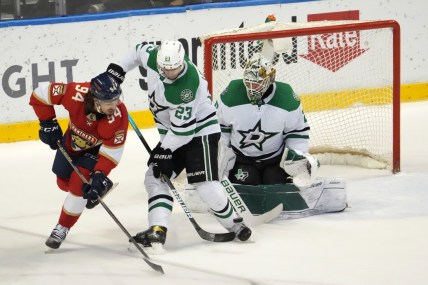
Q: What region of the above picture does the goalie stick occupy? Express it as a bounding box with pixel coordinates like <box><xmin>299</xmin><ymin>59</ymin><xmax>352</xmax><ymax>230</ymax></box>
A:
<box><xmin>56</xmin><ymin>142</ymin><xmax>164</xmax><ymax>274</ymax></box>
<box><xmin>128</xmin><ymin>114</ymin><xmax>236</xmax><ymax>242</ymax></box>
<box><xmin>220</xmin><ymin>177</ymin><xmax>283</xmax><ymax>226</ymax></box>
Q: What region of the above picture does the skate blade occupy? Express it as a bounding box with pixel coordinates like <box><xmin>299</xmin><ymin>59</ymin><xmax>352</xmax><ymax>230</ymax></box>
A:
<box><xmin>127</xmin><ymin>242</ymin><xmax>164</xmax><ymax>255</ymax></box>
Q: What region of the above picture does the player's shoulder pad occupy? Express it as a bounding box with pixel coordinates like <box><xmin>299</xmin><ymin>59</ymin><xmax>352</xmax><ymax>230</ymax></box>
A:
<box><xmin>144</xmin><ymin>44</ymin><xmax>159</xmax><ymax>72</ymax></box>
<box><xmin>268</xmin><ymin>82</ymin><xmax>301</xmax><ymax>111</ymax></box>
<box><xmin>58</xmin><ymin>82</ymin><xmax>89</xmax><ymax>101</ymax></box>
<box><xmin>219</xmin><ymin>79</ymin><xmax>249</xmax><ymax>108</ymax></box>
<box><xmin>50</xmin><ymin>82</ymin><xmax>68</xmax><ymax>96</ymax></box>
<box><xmin>135</xmin><ymin>41</ymin><xmax>157</xmax><ymax>53</ymax></box>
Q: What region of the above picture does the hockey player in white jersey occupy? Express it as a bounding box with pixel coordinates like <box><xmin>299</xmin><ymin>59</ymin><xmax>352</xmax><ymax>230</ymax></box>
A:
<box><xmin>106</xmin><ymin>40</ymin><xmax>251</xmax><ymax>248</ymax></box>
<box><xmin>217</xmin><ymin>53</ymin><xmax>311</xmax><ymax>185</ymax></box>
<box><xmin>213</xmin><ymin>53</ymin><xmax>347</xmax><ymax>219</ymax></box>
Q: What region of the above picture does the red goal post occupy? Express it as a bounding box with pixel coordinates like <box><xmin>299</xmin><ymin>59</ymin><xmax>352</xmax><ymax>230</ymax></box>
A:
<box><xmin>202</xmin><ymin>20</ymin><xmax>400</xmax><ymax>173</ymax></box>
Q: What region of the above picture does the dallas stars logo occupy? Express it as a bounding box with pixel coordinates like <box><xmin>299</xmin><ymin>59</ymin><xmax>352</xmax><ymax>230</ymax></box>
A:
<box><xmin>237</xmin><ymin>119</ymin><xmax>277</xmax><ymax>151</ymax></box>
<box><xmin>235</xmin><ymin>169</ymin><xmax>249</xmax><ymax>182</ymax></box>
<box><xmin>148</xmin><ymin>91</ymin><xmax>168</xmax><ymax>115</ymax></box>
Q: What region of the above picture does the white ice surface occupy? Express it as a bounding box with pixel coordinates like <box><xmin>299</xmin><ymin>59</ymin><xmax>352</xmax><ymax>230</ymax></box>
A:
<box><xmin>1</xmin><ymin>101</ymin><xmax>428</xmax><ymax>285</ymax></box>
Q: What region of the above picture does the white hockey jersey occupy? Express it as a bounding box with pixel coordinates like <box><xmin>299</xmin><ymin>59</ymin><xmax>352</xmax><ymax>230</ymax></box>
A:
<box><xmin>216</xmin><ymin>80</ymin><xmax>310</xmax><ymax>160</ymax></box>
<box><xmin>119</xmin><ymin>43</ymin><xmax>220</xmax><ymax>151</ymax></box>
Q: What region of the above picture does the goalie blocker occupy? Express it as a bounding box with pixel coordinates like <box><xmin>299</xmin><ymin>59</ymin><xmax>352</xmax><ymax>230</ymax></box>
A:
<box><xmin>185</xmin><ymin>177</ymin><xmax>347</xmax><ymax>220</ymax></box>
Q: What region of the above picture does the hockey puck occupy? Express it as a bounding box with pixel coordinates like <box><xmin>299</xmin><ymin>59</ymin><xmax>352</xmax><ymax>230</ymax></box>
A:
<box><xmin>233</xmin><ymin>217</ymin><xmax>243</xmax><ymax>223</ymax></box>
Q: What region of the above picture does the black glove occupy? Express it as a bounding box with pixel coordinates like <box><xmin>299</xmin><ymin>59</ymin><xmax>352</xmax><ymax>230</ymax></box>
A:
<box><xmin>150</xmin><ymin>146</ymin><xmax>173</xmax><ymax>179</ymax></box>
<box><xmin>39</xmin><ymin>118</ymin><xmax>63</xmax><ymax>150</ymax></box>
<box><xmin>106</xmin><ymin>63</ymin><xmax>126</xmax><ymax>85</ymax></box>
<box><xmin>82</xmin><ymin>171</ymin><xmax>113</xmax><ymax>201</ymax></box>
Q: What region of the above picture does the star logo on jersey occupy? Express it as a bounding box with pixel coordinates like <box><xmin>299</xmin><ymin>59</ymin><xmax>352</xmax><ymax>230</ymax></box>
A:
<box><xmin>237</xmin><ymin>119</ymin><xmax>277</xmax><ymax>151</ymax></box>
<box><xmin>148</xmin><ymin>90</ymin><xmax>168</xmax><ymax>115</ymax></box>
<box><xmin>234</xmin><ymin>169</ymin><xmax>249</xmax><ymax>182</ymax></box>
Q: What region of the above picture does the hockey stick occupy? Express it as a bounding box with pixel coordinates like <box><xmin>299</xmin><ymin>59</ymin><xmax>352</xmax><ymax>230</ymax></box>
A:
<box><xmin>220</xmin><ymin>177</ymin><xmax>283</xmax><ymax>226</ymax></box>
<box><xmin>56</xmin><ymin>142</ymin><xmax>164</xmax><ymax>274</ymax></box>
<box><xmin>128</xmin><ymin>114</ymin><xmax>236</xmax><ymax>242</ymax></box>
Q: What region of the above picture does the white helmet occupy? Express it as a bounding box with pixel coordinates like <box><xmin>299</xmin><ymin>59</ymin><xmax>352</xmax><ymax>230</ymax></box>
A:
<box><xmin>157</xmin><ymin>41</ymin><xmax>185</xmax><ymax>77</ymax></box>
<box><xmin>243</xmin><ymin>53</ymin><xmax>276</xmax><ymax>104</ymax></box>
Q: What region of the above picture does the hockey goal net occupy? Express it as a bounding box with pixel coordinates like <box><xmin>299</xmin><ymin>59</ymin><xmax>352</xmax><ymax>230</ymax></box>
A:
<box><xmin>202</xmin><ymin>20</ymin><xmax>401</xmax><ymax>173</ymax></box>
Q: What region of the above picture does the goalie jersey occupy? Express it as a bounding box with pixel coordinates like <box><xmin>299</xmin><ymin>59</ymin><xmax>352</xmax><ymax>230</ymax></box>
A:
<box><xmin>216</xmin><ymin>80</ymin><xmax>310</xmax><ymax>160</ymax></box>
<box><xmin>119</xmin><ymin>43</ymin><xmax>220</xmax><ymax>152</ymax></box>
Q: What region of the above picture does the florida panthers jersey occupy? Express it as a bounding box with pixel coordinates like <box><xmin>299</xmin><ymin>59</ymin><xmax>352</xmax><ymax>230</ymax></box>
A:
<box><xmin>216</xmin><ymin>80</ymin><xmax>310</xmax><ymax>160</ymax></box>
<box><xmin>119</xmin><ymin>43</ymin><xmax>220</xmax><ymax>152</ymax></box>
<box><xmin>29</xmin><ymin>82</ymin><xmax>128</xmax><ymax>175</ymax></box>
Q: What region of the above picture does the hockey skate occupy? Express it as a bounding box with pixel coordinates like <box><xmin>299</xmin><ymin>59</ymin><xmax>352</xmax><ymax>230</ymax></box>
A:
<box><xmin>228</xmin><ymin>218</ymin><xmax>252</xmax><ymax>241</ymax></box>
<box><xmin>131</xmin><ymin>226</ymin><xmax>167</xmax><ymax>253</ymax></box>
<box><xmin>45</xmin><ymin>223</ymin><xmax>69</xmax><ymax>249</ymax></box>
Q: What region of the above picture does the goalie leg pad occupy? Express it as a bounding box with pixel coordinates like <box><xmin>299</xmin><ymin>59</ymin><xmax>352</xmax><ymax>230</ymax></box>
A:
<box><xmin>229</xmin><ymin>177</ymin><xmax>346</xmax><ymax>220</ymax></box>
<box><xmin>299</xmin><ymin>178</ymin><xmax>347</xmax><ymax>214</ymax></box>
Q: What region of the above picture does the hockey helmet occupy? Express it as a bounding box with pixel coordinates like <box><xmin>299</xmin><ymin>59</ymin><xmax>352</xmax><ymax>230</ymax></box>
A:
<box><xmin>157</xmin><ymin>41</ymin><xmax>185</xmax><ymax>79</ymax></box>
<box><xmin>243</xmin><ymin>54</ymin><xmax>276</xmax><ymax>104</ymax></box>
<box><xmin>90</xmin><ymin>73</ymin><xmax>123</xmax><ymax>113</ymax></box>
<box><xmin>90</xmin><ymin>73</ymin><xmax>122</xmax><ymax>101</ymax></box>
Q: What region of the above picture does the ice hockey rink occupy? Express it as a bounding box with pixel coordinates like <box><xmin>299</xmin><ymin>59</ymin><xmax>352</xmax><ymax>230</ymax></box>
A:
<box><xmin>1</xmin><ymin>101</ymin><xmax>427</xmax><ymax>285</ymax></box>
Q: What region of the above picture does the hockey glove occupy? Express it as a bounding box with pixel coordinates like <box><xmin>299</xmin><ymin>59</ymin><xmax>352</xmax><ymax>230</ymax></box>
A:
<box><xmin>39</xmin><ymin>118</ymin><xmax>63</xmax><ymax>150</ymax></box>
<box><xmin>280</xmin><ymin>147</ymin><xmax>319</xmax><ymax>189</ymax></box>
<box><xmin>82</xmin><ymin>171</ymin><xmax>113</xmax><ymax>202</ymax></box>
<box><xmin>150</xmin><ymin>145</ymin><xmax>174</xmax><ymax>179</ymax></box>
<box><xmin>105</xmin><ymin>63</ymin><xmax>126</xmax><ymax>85</ymax></box>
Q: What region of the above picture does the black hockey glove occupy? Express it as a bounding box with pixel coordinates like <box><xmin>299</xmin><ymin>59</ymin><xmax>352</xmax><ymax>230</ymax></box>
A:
<box><xmin>82</xmin><ymin>171</ymin><xmax>113</xmax><ymax>202</ymax></box>
<box><xmin>39</xmin><ymin>118</ymin><xmax>63</xmax><ymax>150</ymax></box>
<box><xmin>150</xmin><ymin>146</ymin><xmax>174</xmax><ymax>179</ymax></box>
<box><xmin>105</xmin><ymin>63</ymin><xmax>126</xmax><ymax>85</ymax></box>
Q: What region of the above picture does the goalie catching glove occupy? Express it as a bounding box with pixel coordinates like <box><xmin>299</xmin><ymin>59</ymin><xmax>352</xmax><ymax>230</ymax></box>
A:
<box><xmin>280</xmin><ymin>148</ymin><xmax>319</xmax><ymax>189</ymax></box>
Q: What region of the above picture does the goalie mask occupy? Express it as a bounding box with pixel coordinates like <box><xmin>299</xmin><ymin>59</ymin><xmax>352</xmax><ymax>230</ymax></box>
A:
<box><xmin>157</xmin><ymin>41</ymin><xmax>185</xmax><ymax>80</ymax></box>
<box><xmin>243</xmin><ymin>54</ymin><xmax>276</xmax><ymax>104</ymax></box>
